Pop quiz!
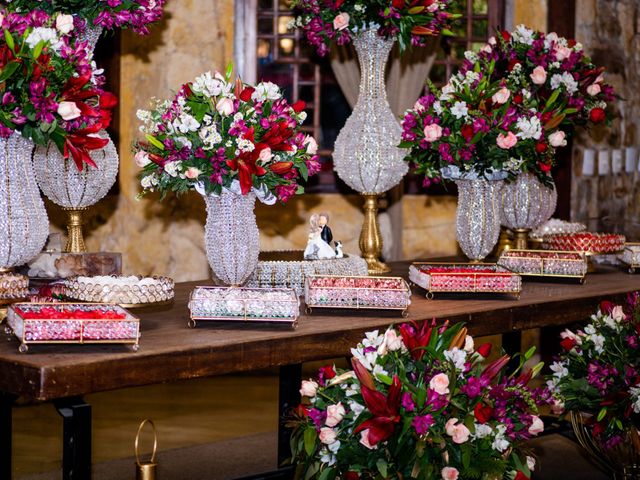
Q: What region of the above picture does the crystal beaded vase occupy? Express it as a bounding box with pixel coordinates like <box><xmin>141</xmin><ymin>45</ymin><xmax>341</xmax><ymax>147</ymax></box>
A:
<box><xmin>501</xmin><ymin>173</ymin><xmax>557</xmax><ymax>249</ymax></box>
<box><xmin>332</xmin><ymin>29</ymin><xmax>408</xmax><ymax>273</ymax></box>
<box><xmin>0</xmin><ymin>133</ymin><xmax>49</xmax><ymax>270</ymax></box>
<box><xmin>454</xmin><ymin>179</ymin><xmax>505</xmax><ymax>262</ymax></box>
<box><xmin>79</xmin><ymin>25</ymin><xmax>104</xmax><ymax>53</ymax></box>
<box><xmin>203</xmin><ymin>190</ymin><xmax>260</xmax><ymax>286</ymax></box>
<box><xmin>34</xmin><ymin>131</ymin><xmax>119</xmax><ymax>253</ymax></box>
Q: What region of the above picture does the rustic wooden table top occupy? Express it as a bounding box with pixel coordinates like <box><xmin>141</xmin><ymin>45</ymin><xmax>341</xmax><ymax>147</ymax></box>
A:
<box><xmin>1</xmin><ymin>264</ymin><xmax>638</xmax><ymax>401</ymax></box>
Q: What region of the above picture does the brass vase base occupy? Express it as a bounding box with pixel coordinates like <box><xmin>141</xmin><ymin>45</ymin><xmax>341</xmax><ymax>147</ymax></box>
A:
<box><xmin>64</xmin><ymin>207</ymin><xmax>88</xmax><ymax>253</ymax></box>
<box><xmin>359</xmin><ymin>194</ymin><xmax>389</xmax><ymax>276</ymax></box>
<box><xmin>512</xmin><ymin>228</ymin><xmax>531</xmax><ymax>251</ymax></box>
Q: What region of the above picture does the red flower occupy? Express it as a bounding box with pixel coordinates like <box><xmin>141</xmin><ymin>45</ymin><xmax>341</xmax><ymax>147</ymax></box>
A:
<box><xmin>481</xmin><ymin>354</ymin><xmax>510</xmax><ymax>381</ymax></box>
<box><xmin>460</xmin><ymin>124</ymin><xmax>474</xmax><ymax>142</ymax></box>
<box><xmin>226</xmin><ymin>154</ymin><xmax>267</xmax><ymax>194</ymax></box>
<box><xmin>514</xmin><ymin>472</ymin><xmax>529</xmax><ymax>480</ymax></box>
<box><xmin>64</xmin><ymin>124</ymin><xmax>109</xmax><ymax>170</ymax></box>
<box><xmin>398</xmin><ymin>321</ymin><xmax>434</xmax><ymax>361</ymax></box>
<box><xmin>535</xmin><ymin>142</ymin><xmax>547</xmax><ymax>154</ymax></box>
<box><xmin>392</xmin><ymin>0</ymin><xmax>405</xmax><ymax>8</ymax></box>
<box><xmin>476</xmin><ymin>343</ymin><xmax>492</xmax><ymax>358</ymax></box>
<box><xmin>344</xmin><ymin>473</ymin><xmax>359</xmax><ymax>480</ymax></box>
<box><xmin>541</xmin><ymin>111</ymin><xmax>553</xmax><ymax>123</ymax></box>
<box><xmin>513</xmin><ymin>93</ymin><xmax>523</xmax><ymax>104</ymax></box>
<box><xmin>240</xmin><ymin>87</ymin><xmax>254</xmax><ymax>102</ymax></box>
<box><xmin>474</xmin><ymin>403</ymin><xmax>494</xmax><ymax>423</ymax></box>
<box><xmin>501</xmin><ymin>30</ymin><xmax>511</xmax><ymax>42</ymax></box>
<box><xmin>538</xmin><ymin>161</ymin><xmax>552</xmax><ymax>173</ymax></box>
<box><xmin>261</xmin><ymin>122</ymin><xmax>294</xmax><ymax>151</ymax></box>
<box><xmin>508</xmin><ymin>59</ymin><xmax>521</xmax><ymax>71</ymax></box>
<box><xmin>319</xmin><ymin>365</ymin><xmax>336</xmax><ymax>380</ymax></box>
<box><xmin>589</xmin><ymin>107</ymin><xmax>606</xmax><ymax>123</ymax></box>
<box><xmin>560</xmin><ymin>337</ymin><xmax>577</xmax><ymax>351</ymax></box>
<box><xmin>353</xmin><ymin>375</ymin><xmax>402</xmax><ymax>446</ymax></box>
<box><xmin>600</xmin><ymin>300</ymin><xmax>615</xmax><ymax>314</ymax></box>
<box><xmin>270</xmin><ymin>161</ymin><xmax>294</xmax><ymax>175</ymax></box>
<box><xmin>291</xmin><ymin>100</ymin><xmax>306</xmax><ymax>113</ymax></box>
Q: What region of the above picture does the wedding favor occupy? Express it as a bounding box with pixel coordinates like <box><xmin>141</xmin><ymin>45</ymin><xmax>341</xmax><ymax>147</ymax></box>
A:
<box><xmin>497</xmin><ymin>250</ymin><xmax>588</xmax><ymax>281</ymax></box>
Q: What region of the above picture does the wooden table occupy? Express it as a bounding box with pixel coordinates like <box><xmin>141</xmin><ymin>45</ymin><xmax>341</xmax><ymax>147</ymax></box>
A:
<box><xmin>1</xmin><ymin>266</ymin><xmax>639</xmax><ymax>480</ymax></box>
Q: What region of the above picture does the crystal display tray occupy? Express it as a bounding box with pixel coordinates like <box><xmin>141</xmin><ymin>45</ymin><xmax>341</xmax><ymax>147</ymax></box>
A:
<box><xmin>409</xmin><ymin>263</ymin><xmax>522</xmax><ymax>299</ymax></box>
<box><xmin>543</xmin><ymin>232</ymin><xmax>626</xmax><ymax>255</ymax></box>
<box><xmin>188</xmin><ymin>286</ymin><xmax>300</xmax><ymax>328</ymax></box>
<box><xmin>64</xmin><ymin>275</ymin><xmax>175</xmax><ymax>307</ymax></box>
<box><xmin>304</xmin><ymin>275</ymin><xmax>411</xmax><ymax>316</ymax></box>
<box><xmin>0</xmin><ymin>273</ymin><xmax>29</xmax><ymax>300</ymax></box>
<box><xmin>497</xmin><ymin>250</ymin><xmax>588</xmax><ymax>281</ymax></box>
<box><xmin>6</xmin><ymin>303</ymin><xmax>140</xmax><ymax>353</ymax></box>
<box><xmin>530</xmin><ymin>218</ymin><xmax>587</xmax><ymax>240</ymax></box>
<box><xmin>246</xmin><ymin>251</ymin><xmax>369</xmax><ymax>296</ymax></box>
<box><xmin>619</xmin><ymin>243</ymin><xmax>640</xmax><ymax>273</ymax></box>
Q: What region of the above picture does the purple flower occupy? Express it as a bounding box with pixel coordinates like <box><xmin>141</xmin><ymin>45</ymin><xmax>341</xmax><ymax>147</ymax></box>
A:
<box><xmin>412</xmin><ymin>414</ymin><xmax>434</xmax><ymax>435</ymax></box>
<box><xmin>402</xmin><ymin>392</ymin><xmax>415</xmax><ymax>412</ymax></box>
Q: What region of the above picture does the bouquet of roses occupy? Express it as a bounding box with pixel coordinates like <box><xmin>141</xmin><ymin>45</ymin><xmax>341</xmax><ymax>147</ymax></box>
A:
<box><xmin>4</xmin><ymin>0</ymin><xmax>165</xmax><ymax>35</ymax></box>
<box><xmin>288</xmin><ymin>321</ymin><xmax>551</xmax><ymax>480</ymax></box>
<box><xmin>135</xmin><ymin>67</ymin><xmax>321</xmax><ymax>203</ymax></box>
<box><xmin>547</xmin><ymin>295</ymin><xmax>640</xmax><ymax>449</ymax></box>
<box><xmin>289</xmin><ymin>0</ymin><xmax>459</xmax><ymax>56</ymax></box>
<box><xmin>0</xmin><ymin>9</ymin><xmax>117</xmax><ymax>170</ymax></box>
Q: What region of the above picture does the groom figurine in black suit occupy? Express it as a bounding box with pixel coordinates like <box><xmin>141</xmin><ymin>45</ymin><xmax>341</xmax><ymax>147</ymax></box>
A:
<box><xmin>318</xmin><ymin>213</ymin><xmax>333</xmax><ymax>246</ymax></box>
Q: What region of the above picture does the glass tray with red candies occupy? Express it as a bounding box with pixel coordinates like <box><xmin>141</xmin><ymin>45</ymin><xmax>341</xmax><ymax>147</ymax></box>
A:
<box><xmin>409</xmin><ymin>263</ymin><xmax>522</xmax><ymax>299</ymax></box>
<box><xmin>6</xmin><ymin>303</ymin><xmax>140</xmax><ymax>353</ymax></box>
<box><xmin>304</xmin><ymin>275</ymin><xmax>411</xmax><ymax>315</ymax></box>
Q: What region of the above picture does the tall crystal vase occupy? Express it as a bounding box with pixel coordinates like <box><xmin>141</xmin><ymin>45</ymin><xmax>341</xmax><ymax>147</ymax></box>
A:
<box><xmin>501</xmin><ymin>173</ymin><xmax>557</xmax><ymax>249</ymax></box>
<box><xmin>79</xmin><ymin>25</ymin><xmax>104</xmax><ymax>53</ymax></box>
<box><xmin>34</xmin><ymin>131</ymin><xmax>119</xmax><ymax>253</ymax></box>
<box><xmin>0</xmin><ymin>133</ymin><xmax>49</xmax><ymax>270</ymax></box>
<box><xmin>333</xmin><ymin>29</ymin><xmax>408</xmax><ymax>274</ymax></box>
<box><xmin>454</xmin><ymin>179</ymin><xmax>505</xmax><ymax>261</ymax></box>
<box><xmin>203</xmin><ymin>190</ymin><xmax>260</xmax><ymax>286</ymax></box>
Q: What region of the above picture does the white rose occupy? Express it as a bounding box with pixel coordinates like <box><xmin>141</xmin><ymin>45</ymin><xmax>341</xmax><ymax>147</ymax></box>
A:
<box><xmin>299</xmin><ymin>380</ymin><xmax>318</xmax><ymax>398</ymax></box>
<box><xmin>55</xmin><ymin>14</ymin><xmax>75</xmax><ymax>35</ymax></box>
<box><xmin>384</xmin><ymin>329</ymin><xmax>404</xmax><ymax>352</ymax></box>
<box><xmin>57</xmin><ymin>101</ymin><xmax>82</xmax><ymax>121</ymax></box>
<box><xmin>216</xmin><ymin>97</ymin><xmax>234</xmax><ymax>116</ymax></box>
<box><xmin>134</xmin><ymin>151</ymin><xmax>151</xmax><ymax>168</ymax></box>
<box><xmin>463</xmin><ymin>335</ymin><xmax>474</xmax><ymax>353</ymax></box>
<box><xmin>548</xmin><ymin>130</ymin><xmax>567</xmax><ymax>147</ymax></box>
<box><xmin>304</xmin><ymin>135</ymin><xmax>318</xmax><ymax>155</ymax></box>
<box><xmin>492</xmin><ymin>87</ymin><xmax>510</xmax><ymax>104</ymax></box>
<box><xmin>528</xmin><ymin>415</ymin><xmax>544</xmax><ymax>435</ymax></box>
<box><xmin>611</xmin><ymin>305</ymin><xmax>626</xmax><ymax>321</ymax></box>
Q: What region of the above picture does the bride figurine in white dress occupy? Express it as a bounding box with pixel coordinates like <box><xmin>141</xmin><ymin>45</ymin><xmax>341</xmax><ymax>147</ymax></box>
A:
<box><xmin>304</xmin><ymin>214</ymin><xmax>336</xmax><ymax>260</ymax></box>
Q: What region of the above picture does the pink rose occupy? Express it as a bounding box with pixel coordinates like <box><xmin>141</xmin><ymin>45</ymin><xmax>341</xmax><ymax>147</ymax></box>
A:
<box><xmin>325</xmin><ymin>403</ymin><xmax>346</xmax><ymax>427</ymax></box>
<box><xmin>319</xmin><ymin>427</ymin><xmax>337</xmax><ymax>445</ymax></box>
<box><xmin>488</xmin><ymin>36</ymin><xmax>496</xmax><ymax>45</ymax></box>
<box><xmin>496</xmin><ymin>131</ymin><xmax>517</xmax><ymax>149</ymax></box>
<box><xmin>299</xmin><ymin>380</ymin><xmax>318</xmax><ymax>398</ymax></box>
<box><xmin>134</xmin><ymin>151</ymin><xmax>151</xmax><ymax>168</ymax></box>
<box><xmin>56</xmin><ymin>14</ymin><xmax>74</xmax><ymax>34</ymax></box>
<box><xmin>548</xmin><ymin>130</ymin><xmax>567</xmax><ymax>147</ymax></box>
<box><xmin>423</xmin><ymin>123</ymin><xmax>443</xmax><ymax>142</ymax></box>
<box><xmin>463</xmin><ymin>335</ymin><xmax>474</xmax><ymax>353</ymax></box>
<box><xmin>185</xmin><ymin>167</ymin><xmax>201</xmax><ymax>179</ymax></box>
<box><xmin>429</xmin><ymin>373</ymin><xmax>450</xmax><ymax>395</ymax></box>
<box><xmin>441</xmin><ymin>467</ymin><xmax>459</xmax><ymax>480</ymax></box>
<box><xmin>530</xmin><ymin>66</ymin><xmax>547</xmax><ymax>85</ymax></box>
<box><xmin>384</xmin><ymin>329</ymin><xmax>404</xmax><ymax>352</ymax></box>
<box><xmin>333</xmin><ymin>12</ymin><xmax>350</xmax><ymax>31</ymax></box>
<box><xmin>492</xmin><ymin>87</ymin><xmax>510</xmax><ymax>104</ymax></box>
<box><xmin>57</xmin><ymin>101</ymin><xmax>82</xmax><ymax>121</ymax></box>
<box><xmin>445</xmin><ymin>418</ymin><xmax>458</xmax><ymax>436</ymax></box>
<box><xmin>359</xmin><ymin>429</ymin><xmax>377</xmax><ymax>450</ymax></box>
<box><xmin>587</xmin><ymin>83</ymin><xmax>601</xmax><ymax>96</ymax></box>
<box><xmin>216</xmin><ymin>97</ymin><xmax>234</xmax><ymax>116</ymax></box>
<box><xmin>304</xmin><ymin>135</ymin><xmax>318</xmax><ymax>155</ymax></box>
<box><xmin>259</xmin><ymin>147</ymin><xmax>273</xmax><ymax>162</ymax></box>
<box><xmin>445</xmin><ymin>418</ymin><xmax>470</xmax><ymax>444</ymax></box>
<box><xmin>555</xmin><ymin>45</ymin><xmax>572</xmax><ymax>61</ymax></box>
<box><xmin>528</xmin><ymin>415</ymin><xmax>544</xmax><ymax>435</ymax></box>
<box><xmin>611</xmin><ymin>305</ymin><xmax>626</xmax><ymax>321</ymax></box>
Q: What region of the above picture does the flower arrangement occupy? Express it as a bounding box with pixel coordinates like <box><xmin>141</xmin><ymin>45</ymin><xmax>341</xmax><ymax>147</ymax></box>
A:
<box><xmin>0</xmin><ymin>9</ymin><xmax>117</xmax><ymax>170</ymax></box>
<box><xmin>547</xmin><ymin>295</ymin><xmax>640</xmax><ymax>449</ymax></box>
<box><xmin>4</xmin><ymin>0</ymin><xmax>165</xmax><ymax>35</ymax></box>
<box><xmin>289</xmin><ymin>0</ymin><xmax>459</xmax><ymax>56</ymax></box>
<box><xmin>289</xmin><ymin>321</ymin><xmax>551</xmax><ymax>480</ymax></box>
<box><xmin>135</xmin><ymin>68</ymin><xmax>320</xmax><ymax>203</ymax></box>
<box><xmin>400</xmin><ymin>25</ymin><xmax>616</xmax><ymax>186</ymax></box>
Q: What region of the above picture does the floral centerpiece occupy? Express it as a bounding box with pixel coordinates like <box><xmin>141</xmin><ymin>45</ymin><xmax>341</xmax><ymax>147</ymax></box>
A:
<box><xmin>135</xmin><ymin>68</ymin><xmax>320</xmax><ymax>285</ymax></box>
<box><xmin>289</xmin><ymin>321</ymin><xmax>551</xmax><ymax>479</ymax></box>
<box><xmin>548</xmin><ymin>295</ymin><xmax>640</xmax><ymax>474</ymax></box>
<box><xmin>289</xmin><ymin>0</ymin><xmax>458</xmax><ymax>55</ymax></box>
<box><xmin>0</xmin><ymin>9</ymin><xmax>117</xmax><ymax>169</ymax></box>
<box><xmin>4</xmin><ymin>0</ymin><xmax>165</xmax><ymax>35</ymax></box>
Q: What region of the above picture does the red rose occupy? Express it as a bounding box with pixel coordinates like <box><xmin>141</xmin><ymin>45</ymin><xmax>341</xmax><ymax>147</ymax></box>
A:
<box><xmin>474</xmin><ymin>403</ymin><xmax>494</xmax><ymax>423</ymax></box>
<box><xmin>560</xmin><ymin>337</ymin><xmax>577</xmax><ymax>351</ymax></box>
<box><xmin>514</xmin><ymin>472</ymin><xmax>530</xmax><ymax>480</ymax></box>
<box><xmin>319</xmin><ymin>365</ymin><xmax>336</xmax><ymax>380</ymax></box>
<box><xmin>292</xmin><ymin>100</ymin><xmax>306</xmax><ymax>113</ymax></box>
<box><xmin>589</xmin><ymin>107</ymin><xmax>606</xmax><ymax>123</ymax></box>
<box><xmin>538</xmin><ymin>161</ymin><xmax>552</xmax><ymax>172</ymax></box>
<box><xmin>513</xmin><ymin>93</ymin><xmax>523</xmax><ymax>104</ymax></box>
<box><xmin>461</xmin><ymin>124</ymin><xmax>474</xmax><ymax>142</ymax></box>
<box><xmin>501</xmin><ymin>30</ymin><xmax>511</xmax><ymax>42</ymax></box>
<box><xmin>535</xmin><ymin>142</ymin><xmax>547</xmax><ymax>153</ymax></box>
<box><xmin>239</xmin><ymin>86</ymin><xmax>255</xmax><ymax>102</ymax></box>
<box><xmin>476</xmin><ymin>343</ymin><xmax>492</xmax><ymax>358</ymax></box>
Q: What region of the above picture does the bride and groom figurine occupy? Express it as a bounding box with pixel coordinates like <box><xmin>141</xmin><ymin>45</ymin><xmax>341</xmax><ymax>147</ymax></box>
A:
<box><xmin>304</xmin><ymin>213</ymin><xmax>344</xmax><ymax>260</ymax></box>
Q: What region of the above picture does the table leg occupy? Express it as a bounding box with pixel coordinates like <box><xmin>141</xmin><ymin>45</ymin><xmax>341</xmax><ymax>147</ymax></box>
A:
<box><xmin>277</xmin><ymin>364</ymin><xmax>302</xmax><ymax>468</ymax></box>
<box><xmin>0</xmin><ymin>393</ymin><xmax>15</xmax><ymax>480</ymax></box>
<box><xmin>54</xmin><ymin>397</ymin><xmax>92</xmax><ymax>480</ymax></box>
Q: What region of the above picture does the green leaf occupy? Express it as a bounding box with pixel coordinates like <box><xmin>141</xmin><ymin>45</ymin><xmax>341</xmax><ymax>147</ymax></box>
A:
<box><xmin>303</xmin><ymin>427</ymin><xmax>317</xmax><ymax>456</ymax></box>
<box><xmin>596</xmin><ymin>407</ymin><xmax>607</xmax><ymax>422</ymax></box>
<box><xmin>0</xmin><ymin>61</ymin><xmax>20</xmax><ymax>83</ymax></box>
<box><xmin>441</xmin><ymin>28</ymin><xmax>455</xmax><ymax>36</ymax></box>
<box><xmin>4</xmin><ymin>30</ymin><xmax>14</xmax><ymax>52</ymax></box>
<box><xmin>145</xmin><ymin>134</ymin><xmax>165</xmax><ymax>150</ymax></box>
<box><xmin>318</xmin><ymin>468</ymin><xmax>336</xmax><ymax>480</ymax></box>
<box><xmin>225</xmin><ymin>61</ymin><xmax>234</xmax><ymax>81</ymax></box>
<box><xmin>32</xmin><ymin>40</ymin><xmax>44</xmax><ymax>59</ymax></box>
<box><xmin>376</xmin><ymin>459</ymin><xmax>388</xmax><ymax>478</ymax></box>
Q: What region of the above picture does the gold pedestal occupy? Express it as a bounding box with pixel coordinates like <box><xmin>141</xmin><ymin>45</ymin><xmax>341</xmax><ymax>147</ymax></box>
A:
<box><xmin>512</xmin><ymin>228</ymin><xmax>531</xmax><ymax>251</ymax></box>
<box><xmin>496</xmin><ymin>227</ymin><xmax>514</xmax><ymax>256</ymax></box>
<box><xmin>64</xmin><ymin>207</ymin><xmax>88</xmax><ymax>253</ymax></box>
<box><xmin>359</xmin><ymin>194</ymin><xmax>390</xmax><ymax>275</ymax></box>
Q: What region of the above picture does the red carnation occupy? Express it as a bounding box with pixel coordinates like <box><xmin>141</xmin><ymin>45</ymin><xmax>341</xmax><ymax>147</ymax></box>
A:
<box><xmin>589</xmin><ymin>107</ymin><xmax>606</xmax><ymax>123</ymax></box>
<box><xmin>476</xmin><ymin>343</ymin><xmax>492</xmax><ymax>358</ymax></box>
<box><xmin>474</xmin><ymin>403</ymin><xmax>494</xmax><ymax>423</ymax></box>
<box><xmin>240</xmin><ymin>87</ymin><xmax>255</xmax><ymax>102</ymax></box>
<box><xmin>560</xmin><ymin>337</ymin><xmax>577</xmax><ymax>351</ymax></box>
<box><xmin>535</xmin><ymin>142</ymin><xmax>547</xmax><ymax>153</ymax></box>
<box><xmin>460</xmin><ymin>124</ymin><xmax>474</xmax><ymax>142</ymax></box>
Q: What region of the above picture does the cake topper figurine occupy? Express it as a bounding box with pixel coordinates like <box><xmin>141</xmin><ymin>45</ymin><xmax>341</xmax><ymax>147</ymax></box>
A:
<box><xmin>304</xmin><ymin>213</ymin><xmax>336</xmax><ymax>260</ymax></box>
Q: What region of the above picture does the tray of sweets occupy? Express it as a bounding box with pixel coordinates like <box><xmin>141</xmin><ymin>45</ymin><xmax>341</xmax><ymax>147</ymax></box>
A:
<box><xmin>188</xmin><ymin>286</ymin><xmax>300</xmax><ymax>328</ymax></box>
<box><xmin>543</xmin><ymin>232</ymin><xmax>626</xmax><ymax>254</ymax></box>
<box><xmin>6</xmin><ymin>303</ymin><xmax>140</xmax><ymax>353</ymax></box>
<box><xmin>65</xmin><ymin>275</ymin><xmax>175</xmax><ymax>308</ymax></box>
<box><xmin>409</xmin><ymin>263</ymin><xmax>522</xmax><ymax>299</ymax></box>
<box><xmin>618</xmin><ymin>243</ymin><xmax>640</xmax><ymax>273</ymax></box>
<box><xmin>304</xmin><ymin>275</ymin><xmax>411</xmax><ymax>315</ymax></box>
<box><xmin>497</xmin><ymin>250</ymin><xmax>588</xmax><ymax>281</ymax></box>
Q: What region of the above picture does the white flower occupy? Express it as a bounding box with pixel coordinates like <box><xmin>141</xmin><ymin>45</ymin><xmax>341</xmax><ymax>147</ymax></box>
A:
<box><xmin>164</xmin><ymin>161</ymin><xmax>181</xmax><ymax>177</ymax></box>
<box><xmin>591</xmin><ymin>334</ymin><xmax>605</xmax><ymax>354</ymax></box>
<box><xmin>362</xmin><ymin>330</ymin><xmax>384</xmax><ymax>349</ymax></box>
<box><xmin>348</xmin><ymin>401</ymin><xmax>365</xmax><ymax>417</ymax></box>
<box><xmin>630</xmin><ymin>386</ymin><xmax>640</xmax><ymax>414</ymax></box>
<box><xmin>464</xmin><ymin>71</ymin><xmax>480</xmax><ymax>83</ymax></box>
<box><xmin>237</xmin><ymin>138</ymin><xmax>255</xmax><ymax>153</ymax></box>
<box><xmin>463</xmin><ymin>335</ymin><xmax>474</xmax><ymax>353</ymax></box>
<box><xmin>372</xmin><ymin>364</ymin><xmax>389</xmax><ymax>380</ymax></box>
<box><xmin>439</xmin><ymin>83</ymin><xmax>455</xmax><ymax>102</ymax></box>
<box><xmin>550</xmin><ymin>72</ymin><xmax>579</xmax><ymax>94</ymax></box>
<box><xmin>176</xmin><ymin>136</ymin><xmax>192</xmax><ymax>149</ymax></box>
<box><xmin>584</xmin><ymin>324</ymin><xmax>596</xmax><ymax>335</ymax></box>
<box><xmin>199</xmin><ymin>125</ymin><xmax>222</xmax><ymax>150</ymax></box>
<box><xmin>444</xmin><ymin>347</ymin><xmax>467</xmax><ymax>371</ymax></box>
<box><xmin>464</xmin><ymin>51</ymin><xmax>478</xmax><ymax>62</ymax></box>
<box><xmin>55</xmin><ymin>14</ymin><xmax>74</xmax><ymax>35</ymax></box>
<box><xmin>550</xmin><ymin>361</ymin><xmax>568</xmax><ymax>379</ymax></box>
<box><xmin>504</xmin><ymin>157</ymin><xmax>524</xmax><ymax>172</ymax></box>
<box><xmin>173</xmin><ymin>113</ymin><xmax>200</xmax><ymax>134</ymax></box>
<box><xmin>26</xmin><ymin>27</ymin><xmax>61</xmax><ymax>51</ymax></box>
<box><xmin>516</xmin><ymin>116</ymin><xmax>543</xmax><ymax>140</ymax></box>
<box><xmin>527</xmin><ymin>456</ymin><xmax>536</xmax><ymax>472</ymax></box>
<box><xmin>512</xmin><ymin>24</ymin><xmax>535</xmax><ymax>45</ymax></box>
<box><xmin>433</xmin><ymin>101</ymin><xmax>443</xmax><ymax>115</ymax></box>
<box><xmin>492</xmin><ymin>436</ymin><xmax>510</xmax><ymax>453</ymax></box>
<box><xmin>350</xmin><ymin>347</ymin><xmax>377</xmax><ymax>371</ymax></box>
<box><xmin>191</xmin><ymin>71</ymin><xmax>230</xmax><ymax>97</ymax></box>
<box><xmin>140</xmin><ymin>173</ymin><xmax>159</xmax><ymax>189</ymax></box>
<box><xmin>233</xmin><ymin>112</ymin><xmax>244</xmax><ymax>122</ymax></box>
<box><xmin>451</xmin><ymin>101</ymin><xmax>469</xmax><ymax>119</ymax></box>
<box><xmin>252</xmin><ymin>82</ymin><xmax>281</xmax><ymax>102</ymax></box>
<box><xmin>473</xmin><ymin>424</ymin><xmax>493</xmax><ymax>439</ymax></box>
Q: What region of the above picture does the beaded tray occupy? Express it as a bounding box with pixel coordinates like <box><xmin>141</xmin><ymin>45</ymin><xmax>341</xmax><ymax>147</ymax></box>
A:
<box><xmin>246</xmin><ymin>251</ymin><xmax>369</xmax><ymax>296</ymax></box>
<box><xmin>543</xmin><ymin>232</ymin><xmax>626</xmax><ymax>254</ymax></box>
<box><xmin>6</xmin><ymin>303</ymin><xmax>140</xmax><ymax>353</ymax></box>
<box><xmin>618</xmin><ymin>243</ymin><xmax>640</xmax><ymax>273</ymax></box>
<box><xmin>0</xmin><ymin>273</ymin><xmax>29</xmax><ymax>300</ymax></box>
<box><xmin>188</xmin><ymin>286</ymin><xmax>300</xmax><ymax>328</ymax></box>
<box><xmin>497</xmin><ymin>250</ymin><xmax>588</xmax><ymax>281</ymax></box>
<box><xmin>304</xmin><ymin>275</ymin><xmax>411</xmax><ymax>315</ymax></box>
<box><xmin>65</xmin><ymin>275</ymin><xmax>175</xmax><ymax>307</ymax></box>
<box><xmin>409</xmin><ymin>263</ymin><xmax>522</xmax><ymax>299</ymax></box>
